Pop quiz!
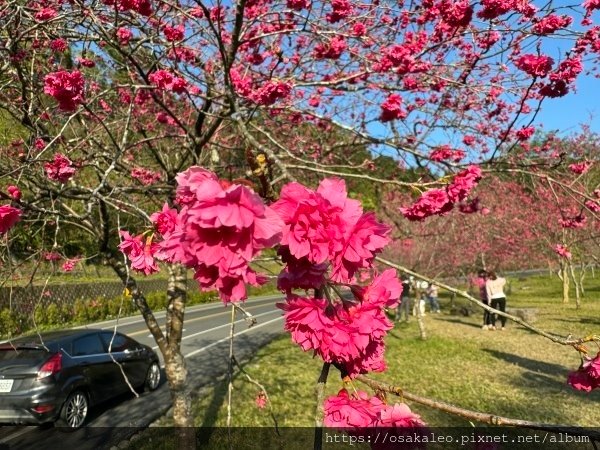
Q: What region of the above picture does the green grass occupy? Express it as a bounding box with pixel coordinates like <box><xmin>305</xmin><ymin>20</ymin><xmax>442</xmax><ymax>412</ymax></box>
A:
<box><xmin>131</xmin><ymin>273</ymin><xmax>600</xmax><ymax>449</ymax></box>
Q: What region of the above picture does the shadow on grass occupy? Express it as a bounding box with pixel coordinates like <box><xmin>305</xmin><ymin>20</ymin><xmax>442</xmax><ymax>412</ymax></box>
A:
<box><xmin>483</xmin><ymin>348</ymin><xmax>568</xmax><ymax>375</ymax></box>
<box><xmin>555</xmin><ymin>317</ymin><xmax>600</xmax><ymax>326</ymax></box>
<box><xmin>438</xmin><ymin>317</ymin><xmax>484</xmax><ymax>329</ymax></box>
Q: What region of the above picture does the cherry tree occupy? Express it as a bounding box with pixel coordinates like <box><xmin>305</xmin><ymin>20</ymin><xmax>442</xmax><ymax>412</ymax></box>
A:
<box><xmin>1</xmin><ymin>0</ymin><xmax>600</xmax><ymax>436</ymax></box>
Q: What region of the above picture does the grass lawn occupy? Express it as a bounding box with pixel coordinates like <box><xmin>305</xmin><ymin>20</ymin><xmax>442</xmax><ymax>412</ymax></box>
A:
<box><xmin>133</xmin><ymin>273</ymin><xmax>600</xmax><ymax>448</ymax></box>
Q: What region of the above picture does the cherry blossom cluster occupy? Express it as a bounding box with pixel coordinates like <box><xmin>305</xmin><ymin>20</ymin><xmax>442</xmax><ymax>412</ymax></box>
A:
<box><xmin>379</xmin><ymin>94</ymin><xmax>407</xmax><ymax>122</ymax></box>
<box><xmin>44</xmin><ymin>251</ymin><xmax>62</xmax><ymax>261</ymax></box>
<box><xmin>400</xmin><ymin>166</ymin><xmax>482</xmax><ymax>221</ymax></box>
<box><xmin>568</xmin><ymin>352</ymin><xmax>600</xmax><ymax>392</ymax></box>
<box><xmin>148</xmin><ymin>70</ymin><xmax>188</xmax><ymax>94</ymax></box>
<box><xmin>515</xmin><ymin>126</ymin><xmax>535</xmax><ymax>141</ymax></box>
<box><xmin>118</xmin><ymin>231</ymin><xmax>160</xmax><ymax>275</ymax></box>
<box><xmin>102</xmin><ymin>0</ymin><xmax>152</xmax><ymax>16</ymax></box>
<box><xmin>553</xmin><ymin>244</ymin><xmax>572</xmax><ymax>260</ymax></box>
<box><xmin>568</xmin><ymin>161</ymin><xmax>592</xmax><ymax>175</ymax></box>
<box><xmin>429</xmin><ymin>145</ymin><xmax>466</xmax><ymax>163</ymax></box>
<box><xmin>531</xmin><ymin>14</ymin><xmax>572</xmax><ymax>35</ymax></box>
<box><xmin>120</xmin><ymin>167</ymin><xmax>283</xmax><ymax>302</ymax></box>
<box><xmin>515</xmin><ymin>54</ymin><xmax>554</xmax><ymax>78</ymax></box>
<box><xmin>130</xmin><ymin>167</ymin><xmax>163</xmax><ymax>185</ymax></box>
<box><xmin>324</xmin><ymin>389</ymin><xmax>424</xmax><ymax>429</ymax></box>
<box><xmin>0</xmin><ymin>205</ymin><xmax>21</xmax><ymax>235</ymax></box>
<box><xmin>7</xmin><ymin>186</ymin><xmax>21</xmax><ymax>200</ymax></box>
<box><xmin>279</xmin><ymin>270</ymin><xmax>400</xmax><ymax>377</ymax></box>
<box><xmin>43</xmin><ymin>70</ymin><xmax>85</xmax><ymax>112</ymax></box>
<box><xmin>271</xmin><ymin>178</ymin><xmax>390</xmax><ymax>283</ymax></box>
<box><xmin>44</xmin><ymin>153</ymin><xmax>77</xmax><ymax>183</ymax></box>
<box><xmin>559</xmin><ymin>214</ymin><xmax>586</xmax><ymax>229</ymax></box>
<box><xmin>230</xmin><ymin>68</ymin><xmax>292</xmax><ymax>106</ymax></box>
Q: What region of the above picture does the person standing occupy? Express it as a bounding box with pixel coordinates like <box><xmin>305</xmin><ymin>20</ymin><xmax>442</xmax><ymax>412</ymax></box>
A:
<box><xmin>485</xmin><ymin>271</ymin><xmax>507</xmax><ymax>330</ymax></box>
<box><xmin>426</xmin><ymin>282</ymin><xmax>441</xmax><ymax>313</ymax></box>
<box><xmin>476</xmin><ymin>270</ymin><xmax>492</xmax><ymax>329</ymax></box>
<box><xmin>396</xmin><ymin>275</ymin><xmax>412</xmax><ymax>322</ymax></box>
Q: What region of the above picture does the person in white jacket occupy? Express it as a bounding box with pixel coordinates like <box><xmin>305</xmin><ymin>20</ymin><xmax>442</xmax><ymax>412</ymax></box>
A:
<box><xmin>485</xmin><ymin>271</ymin><xmax>507</xmax><ymax>330</ymax></box>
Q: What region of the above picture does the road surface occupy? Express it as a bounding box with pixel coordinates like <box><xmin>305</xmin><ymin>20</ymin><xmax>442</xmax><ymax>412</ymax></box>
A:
<box><xmin>0</xmin><ymin>294</ymin><xmax>284</xmax><ymax>450</ymax></box>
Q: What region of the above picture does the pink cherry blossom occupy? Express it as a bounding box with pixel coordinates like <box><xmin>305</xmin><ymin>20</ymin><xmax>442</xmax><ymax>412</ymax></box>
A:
<box><xmin>585</xmin><ymin>352</ymin><xmax>600</xmax><ymax>379</ymax></box>
<box><xmin>163</xmin><ymin>25</ymin><xmax>184</xmax><ymax>42</ymax></box>
<box><xmin>7</xmin><ymin>185</ymin><xmax>21</xmax><ymax>201</ymax></box>
<box><xmin>330</xmin><ymin>213</ymin><xmax>391</xmax><ymax>283</ymax></box>
<box><xmin>278</xmin><ymin>294</ymin><xmax>392</xmax><ymax>377</ymax></box>
<box><xmin>44</xmin><ymin>251</ymin><xmax>61</xmax><ymax>261</ymax></box>
<box><xmin>148</xmin><ymin>70</ymin><xmax>187</xmax><ymax>94</ymax></box>
<box><xmin>150</xmin><ymin>203</ymin><xmax>179</xmax><ymax>236</ymax></box>
<box><xmin>568</xmin><ymin>161</ymin><xmax>592</xmax><ymax>175</ymax></box>
<box><xmin>249</xmin><ymin>80</ymin><xmax>292</xmax><ymax>105</ymax></box>
<box><xmin>399</xmin><ymin>189</ymin><xmax>453</xmax><ymax>221</ymax></box>
<box><xmin>44</xmin><ymin>153</ymin><xmax>76</xmax><ymax>183</ymax></box>
<box><xmin>553</xmin><ymin>244</ymin><xmax>571</xmax><ymax>260</ymax></box>
<box><xmin>44</xmin><ymin>70</ymin><xmax>85</xmax><ymax>112</ymax></box>
<box><xmin>255</xmin><ymin>391</ymin><xmax>267</xmax><ymax>409</ymax></box>
<box><xmin>272</xmin><ymin>178</ymin><xmax>389</xmax><ymax>283</ymax></box>
<box><xmin>446</xmin><ymin>165</ymin><xmax>482</xmax><ymax>203</ymax></box>
<box><xmin>131</xmin><ymin>167</ymin><xmax>162</xmax><ymax>185</ymax></box>
<box><xmin>567</xmin><ymin>353</ymin><xmax>600</xmax><ymax>393</ymax></box>
<box><xmin>429</xmin><ymin>145</ymin><xmax>466</xmax><ymax>163</ymax></box>
<box><xmin>35</xmin><ymin>7</ymin><xmax>57</xmax><ymax>21</ymax></box>
<box><xmin>287</xmin><ymin>0</ymin><xmax>309</xmax><ymax>10</ymax></box>
<box><xmin>153</xmin><ymin>167</ymin><xmax>283</xmax><ymax>302</ymax></box>
<box><xmin>380</xmin><ymin>94</ymin><xmax>407</xmax><ymax>122</ymax></box>
<box><xmin>515</xmin><ymin>54</ymin><xmax>554</xmax><ymax>77</ymax></box>
<box><xmin>584</xmin><ymin>199</ymin><xmax>600</xmax><ymax>213</ymax></box>
<box><xmin>353</xmin><ymin>269</ymin><xmax>403</xmax><ymax>309</ymax></box>
<box><xmin>559</xmin><ymin>214</ymin><xmax>586</xmax><ymax>229</ymax></box>
<box><xmin>102</xmin><ymin>0</ymin><xmax>152</xmax><ymax>16</ymax></box>
<box><xmin>323</xmin><ymin>389</ymin><xmax>381</xmax><ymax>428</ymax></box>
<box><xmin>50</xmin><ymin>38</ymin><xmax>68</xmax><ymax>53</ymax></box>
<box><xmin>515</xmin><ymin>126</ymin><xmax>535</xmax><ymax>141</ymax></box>
<box><xmin>0</xmin><ymin>205</ymin><xmax>21</xmax><ymax>234</ymax></box>
<box><xmin>117</xmin><ymin>28</ymin><xmax>133</xmax><ymax>45</ymax></box>
<box><xmin>314</xmin><ymin>36</ymin><xmax>347</xmax><ymax>60</ymax></box>
<box><xmin>62</xmin><ymin>258</ymin><xmax>80</xmax><ymax>272</ymax></box>
<box><xmin>325</xmin><ymin>0</ymin><xmax>353</xmax><ymax>23</ymax></box>
<box><xmin>568</xmin><ymin>370</ymin><xmax>598</xmax><ymax>392</ymax></box>
<box><xmin>376</xmin><ymin>402</ymin><xmax>425</xmax><ymax>427</ymax></box>
<box><xmin>118</xmin><ymin>231</ymin><xmax>159</xmax><ymax>275</ymax></box>
<box><xmin>532</xmin><ymin>14</ymin><xmax>572</xmax><ymax>35</ymax></box>
<box><xmin>277</xmin><ymin>248</ymin><xmax>327</xmax><ymax>293</ymax></box>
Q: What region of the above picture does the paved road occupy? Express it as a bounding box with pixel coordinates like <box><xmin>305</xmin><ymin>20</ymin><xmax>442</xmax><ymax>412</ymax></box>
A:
<box><xmin>0</xmin><ymin>294</ymin><xmax>284</xmax><ymax>450</ymax></box>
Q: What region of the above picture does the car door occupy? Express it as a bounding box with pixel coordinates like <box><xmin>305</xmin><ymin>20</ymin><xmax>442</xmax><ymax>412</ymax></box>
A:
<box><xmin>71</xmin><ymin>333</ymin><xmax>118</xmax><ymax>402</ymax></box>
<box><xmin>100</xmin><ymin>332</ymin><xmax>146</xmax><ymax>390</ymax></box>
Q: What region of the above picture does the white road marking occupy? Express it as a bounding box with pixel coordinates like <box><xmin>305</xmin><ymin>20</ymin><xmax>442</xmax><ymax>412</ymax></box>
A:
<box><xmin>73</xmin><ymin>294</ymin><xmax>282</xmax><ymax>330</ymax></box>
<box><xmin>184</xmin><ymin>316</ymin><xmax>283</xmax><ymax>359</ymax></box>
<box><xmin>151</xmin><ymin>309</ymin><xmax>280</xmax><ymax>350</ymax></box>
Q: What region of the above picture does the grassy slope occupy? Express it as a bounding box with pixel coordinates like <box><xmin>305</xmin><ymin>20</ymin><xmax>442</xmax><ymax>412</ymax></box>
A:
<box><xmin>134</xmin><ymin>274</ymin><xmax>599</xmax><ymax>448</ymax></box>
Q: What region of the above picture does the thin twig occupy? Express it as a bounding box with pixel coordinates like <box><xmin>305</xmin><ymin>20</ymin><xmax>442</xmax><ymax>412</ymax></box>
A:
<box><xmin>227</xmin><ymin>303</ymin><xmax>236</xmax><ymax>437</ymax></box>
<box><xmin>231</xmin><ymin>355</ymin><xmax>280</xmax><ymax>435</ymax></box>
<box><xmin>314</xmin><ymin>362</ymin><xmax>331</xmax><ymax>450</ymax></box>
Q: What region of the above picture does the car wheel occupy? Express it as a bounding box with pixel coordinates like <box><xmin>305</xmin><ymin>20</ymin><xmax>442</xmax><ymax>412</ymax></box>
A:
<box><xmin>144</xmin><ymin>361</ymin><xmax>161</xmax><ymax>392</ymax></box>
<box><xmin>57</xmin><ymin>390</ymin><xmax>88</xmax><ymax>430</ymax></box>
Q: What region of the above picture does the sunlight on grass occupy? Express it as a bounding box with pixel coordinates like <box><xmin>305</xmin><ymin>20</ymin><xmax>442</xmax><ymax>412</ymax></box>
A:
<box><xmin>132</xmin><ymin>273</ymin><xmax>600</xmax><ymax>449</ymax></box>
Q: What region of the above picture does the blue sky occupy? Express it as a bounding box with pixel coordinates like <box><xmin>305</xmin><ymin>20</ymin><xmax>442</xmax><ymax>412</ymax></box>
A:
<box><xmin>534</xmin><ymin>73</ymin><xmax>600</xmax><ymax>135</ymax></box>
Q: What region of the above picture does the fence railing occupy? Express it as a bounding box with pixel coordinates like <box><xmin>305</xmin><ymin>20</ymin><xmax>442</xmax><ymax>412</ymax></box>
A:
<box><xmin>0</xmin><ymin>278</ymin><xmax>197</xmax><ymax>316</ymax></box>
